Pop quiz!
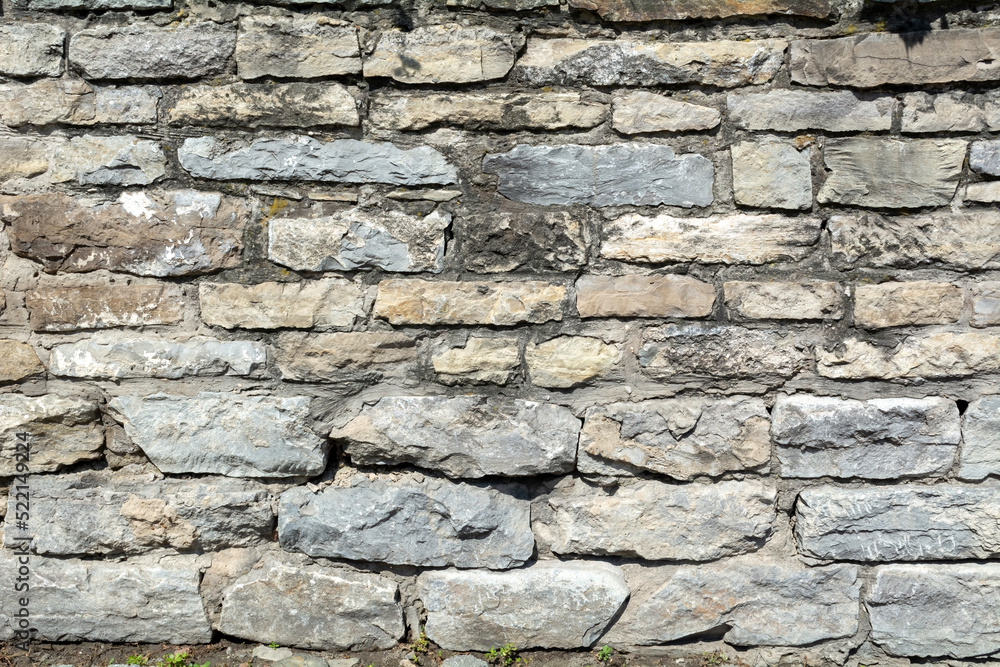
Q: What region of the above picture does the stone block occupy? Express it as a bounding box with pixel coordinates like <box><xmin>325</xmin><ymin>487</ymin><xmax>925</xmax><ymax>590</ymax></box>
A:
<box><xmin>199</xmin><ymin>280</ymin><xmax>365</xmax><ymax>330</ymax></box>
<box><xmin>0</xmin><ymin>395</ymin><xmax>102</xmax><ymax>476</ymax></box>
<box><xmin>854</xmin><ymin>281</ymin><xmax>964</xmax><ymax>329</ymax></box>
<box><xmin>237</xmin><ymin>16</ymin><xmax>361</xmax><ymax>79</ymax></box>
<box><xmin>364</xmin><ymin>25</ymin><xmax>518</xmax><ymax>84</ymax></box>
<box><xmin>723</xmin><ymin>281</ymin><xmax>843</xmax><ymax>320</ymax></box>
<box><xmin>168</xmin><ymin>82</ymin><xmax>358</xmax><ymax>128</ymax></box>
<box><xmin>577</xmin><ymin>275</ymin><xmax>715</xmax><ymax>319</ymax></box>
<box><xmin>26</xmin><ymin>285</ymin><xmax>183</xmax><ymax>332</ymax></box>
<box><xmin>732</xmin><ymin>140</ymin><xmax>812</xmax><ymax>210</ymax></box>
<box><xmin>374</xmin><ymin>279</ymin><xmax>565</xmax><ymax>326</ymax></box>
<box><xmin>566</xmin><ymin>0</ymin><xmax>830</xmax><ymax>19</ymax></box>
<box><xmin>0</xmin><ymin>24</ymin><xmax>64</xmax><ymax>78</ymax></box>
<box><xmin>816</xmin><ymin>333</ymin><xmax>1000</xmax><ymax>379</ymax></box>
<box><xmin>728</xmin><ymin>90</ymin><xmax>893</xmax><ymax>132</ymax></box>
<box><xmin>49</xmin><ymin>338</ymin><xmax>265</xmax><ymax>379</ymax></box>
<box><xmin>275</xmin><ymin>332</ymin><xmax>416</xmax><ymax>383</ymax></box>
<box><xmin>958</xmin><ymin>396</ymin><xmax>1000</xmax><ymax>481</ymax></box>
<box><xmin>455</xmin><ymin>210</ymin><xmax>587</xmax><ymax>273</ymax></box>
<box><xmin>525</xmin><ymin>336</ymin><xmax>619</xmax><ymax>388</ymax></box>
<box><xmin>432</xmin><ymin>338</ymin><xmax>520</xmax><ymax>385</ymax></box>
<box><xmin>611</xmin><ymin>91</ymin><xmax>720</xmax><ymax>134</ymax></box>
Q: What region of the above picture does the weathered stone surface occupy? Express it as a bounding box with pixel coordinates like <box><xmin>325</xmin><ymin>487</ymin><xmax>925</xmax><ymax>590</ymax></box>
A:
<box><xmin>902</xmin><ymin>92</ymin><xmax>988</xmax><ymax>133</ymax></box>
<box><xmin>7</xmin><ymin>470</ymin><xmax>273</xmax><ymax>555</ymax></box>
<box><xmin>268</xmin><ymin>209</ymin><xmax>449</xmax><ymax>273</ymax></box>
<box><xmin>442</xmin><ymin>657</ymin><xmax>487</xmax><ymax>667</ymax></box>
<box><xmin>432</xmin><ymin>338</ymin><xmax>520</xmax><ymax>385</ymax></box>
<box><xmin>0</xmin><ymin>341</ymin><xmax>44</xmax><ymax>382</ymax></box>
<box><xmin>28</xmin><ymin>0</ymin><xmax>170</xmax><ymax>7</ymax></box>
<box><xmin>971</xmin><ymin>283</ymin><xmax>1000</xmax><ymax>328</ymax></box>
<box><xmin>364</xmin><ymin>25</ymin><xmax>518</xmax><ymax>84</ymax></box>
<box><xmin>483</xmin><ymin>144</ymin><xmax>713</xmax><ymax>207</ymax></box>
<box><xmin>279</xmin><ymin>478</ymin><xmax>533</xmax><ymax>567</ymax></box>
<box><xmin>724</xmin><ymin>281</ymin><xmax>843</xmax><ymax>320</ymax></box>
<box><xmin>275</xmin><ymin>332</ymin><xmax>416</xmax><ymax>383</ymax></box>
<box><xmin>607</xmin><ymin>563</ymin><xmax>859</xmax><ymax>646</ymax></box>
<box><xmin>817</xmin><ymin>139</ymin><xmax>965</xmax><ymax>208</ymax></box>
<box><xmin>0</xmin><ymin>135</ymin><xmax>49</xmax><ymax>181</ymax></box>
<box><xmin>374</xmin><ymin>279</ymin><xmax>565</xmax><ymax>326</ymax></box>
<box><xmin>168</xmin><ymin>83</ymin><xmax>358</xmax><ymax>128</ymax></box>
<box><xmin>0</xmin><ymin>23</ymin><xmax>64</xmax><ymax>78</ymax></box>
<box><xmin>867</xmin><ymin>565</ymin><xmax>1000</xmax><ymax>659</ymax></box>
<box><xmin>0</xmin><ymin>557</ymin><xmax>211</xmax><ymax>643</ymax></box>
<box><xmin>966</xmin><ymin>181</ymin><xmax>1000</xmax><ymax>204</ymax></box>
<box><xmin>49</xmin><ymin>338</ymin><xmax>265</xmax><ymax>380</ymax></box>
<box><xmin>179</xmin><ymin>136</ymin><xmax>457</xmax><ymax>185</ymax></box>
<box><xmin>1</xmin><ymin>191</ymin><xmax>246</xmax><ymax>277</ymax></box>
<box><xmin>26</xmin><ymin>285</ymin><xmax>183</xmax><ymax>332</ymax></box>
<box><xmin>49</xmin><ymin>135</ymin><xmax>166</xmax><ymax>187</ymax></box>
<box><xmin>332</xmin><ymin>395</ymin><xmax>579</xmax><ymax>477</ymax></box>
<box><xmin>200</xmin><ymin>280</ymin><xmax>365</xmax><ymax>330</ymax></box>
<box><xmin>971</xmin><ymin>140</ymin><xmax>1000</xmax><ymax>176</ymax></box>
<box><xmin>0</xmin><ymin>395</ymin><xmax>102</xmax><ymax>476</ymax></box>
<box><xmin>449</xmin><ymin>0</ymin><xmax>555</xmax><ymax>8</ymax></box>
<box><xmin>602</xmin><ymin>213</ymin><xmax>821</xmax><ymax>265</ymax></box>
<box><xmin>219</xmin><ymin>555</ymin><xmax>403</xmax><ymax>650</ymax></box>
<box><xmin>108</xmin><ymin>393</ymin><xmax>328</xmax><ymax>477</ymax></box>
<box><xmin>854</xmin><ymin>281</ymin><xmax>963</xmax><ymax>329</ymax></box>
<box><xmin>236</xmin><ymin>16</ymin><xmax>361</xmax><ymax>80</ymax></box>
<box><xmin>418</xmin><ymin>562</ymin><xmax>629</xmax><ymax>650</ymax></box>
<box><xmin>728</xmin><ymin>90</ymin><xmax>894</xmax><ymax>132</ymax></box>
<box><xmin>70</xmin><ymin>23</ymin><xmax>236</xmax><ymax>80</ymax></box>
<box><xmin>577</xmin><ymin>274</ymin><xmax>715</xmax><ymax>319</ymax></box>
<box><xmin>0</xmin><ymin>80</ymin><xmax>159</xmax><ymax>126</ymax></box>
<box><xmin>611</xmin><ymin>91</ymin><xmax>720</xmax><ymax>134</ymax></box>
<box><xmin>791</xmin><ymin>29</ymin><xmax>1000</xmax><ymax>88</ymax></box>
<box><xmin>817</xmin><ymin>333</ymin><xmax>1000</xmax><ymax>380</ymax></box>
<box><xmin>513</xmin><ymin>38</ymin><xmax>786</xmax><ymax>88</ymax></box>
<box><xmin>796</xmin><ymin>485</ymin><xmax>1000</xmax><ymax>561</ymax></box>
<box><xmin>958</xmin><ymin>397</ymin><xmax>1000</xmax><ymax>481</ymax></box>
<box><xmin>732</xmin><ymin>141</ymin><xmax>812</xmax><ymax>210</ymax></box>
<box><xmin>567</xmin><ymin>0</ymin><xmax>829</xmax><ymax>19</ymax></box>
<box><xmin>577</xmin><ymin>396</ymin><xmax>770</xmax><ymax>479</ymax></box>
<box><xmin>639</xmin><ymin>324</ymin><xmax>813</xmax><ymax>380</ymax></box>
<box><xmin>456</xmin><ymin>210</ymin><xmax>587</xmax><ymax>273</ymax></box>
<box><xmin>539</xmin><ymin>479</ymin><xmax>777</xmax><ymax>560</ymax></box>
<box><xmin>772</xmin><ymin>395</ymin><xmax>960</xmax><ymax>479</ymax></box>
<box><xmin>371</xmin><ymin>91</ymin><xmax>605</xmax><ymax>131</ymax></box>
<box><xmin>525</xmin><ymin>336</ymin><xmax>619</xmax><ymax>388</ymax></box>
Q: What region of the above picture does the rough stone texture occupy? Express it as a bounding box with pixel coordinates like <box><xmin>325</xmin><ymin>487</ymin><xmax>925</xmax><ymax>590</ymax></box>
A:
<box><xmin>268</xmin><ymin>209</ymin><xmax>449</xmax><ymax>273</ymax></box>
<box><xmin>275</xmin><ymin>332</ymin><xmax>416</xmax><ymax>383</ymax></box>
<box><xmin>611</xmin><ymin>91</ymin><xmax>720</xmax><ymax>134</ymax></box>
<box><xmin>795</xmin><ymin>485</ymin><xmax>1000</xmax><ymax>561</ymax></box>
<box><xmin>854</xmin><ymin>282</ymin><xmax>964</xmax><ymax>329</ymax></box>
<box><xmin>7</xmin><ymin>470</ymin><xmax>273</xmax><ymax>556</ymax></box>
<box><xmin>418</xmin><ymin>561</ymin><xmax>629</xmax><ymax>650</ymax></box>
<box><xmin>374</xmin><ymin>279</ymin><xmax>565</xmax><ymax>326</ymax></box>
<box><xmin>867</xmin><ymin>565</ymin><xmax>1000</xmax><ymax>659</ymax></box>
<box><xmin>0</xmin><ymin>80</ymin><xmax>160</xmax><ymax>126</ymax></box>
<box><xmin>971</xmin><ymin>283</ymin><xmax>1000</xmax><ymax>328</ymax></box>
<box><xmin>28</xmin><ymin>0</ymin><xmax>169</xmax><ymax>7</ymax></box>
<box><xmin>791</xmin><ymin>29</ymin><xmax>1000</xmax><ymax>88</ymax></box>
<box><xmin>576</xmin><ymin>274</ymin><xmax>715</xmax><ymax>319</ymax></box>
<box><xmin>958</xmin><ymin>396</ymin><xmax>1000</xmax><ymax>481</ymax></box>
<box><xmin>772</xmin><ymin>395</ymin><xmax>960</xmax><ymax>480</ymax></box>
<box><xmin>371</xmin><ymin>91</ymin><xmax>605</xmax><ymax>131</ymax></box>
<box><xmin>816</xmin><ymin>333</ymin><xmax>1000</xmax><ymax>380</ymax></box>
<box><xmin>731</xmin><ymin>141</ymin><xmax>812</xmax><ymax>210</ymax></box>
<box><xmin>817</xmin><ymin>139</ymin><xmax>965</xmax><ymax>208</ymax></box>
<box><xmin>332</xmin><ymin>395</ymin><xmax>579</xmax><ymax>478</ymax></box>
<box><xmin>432</xmin><ymin>337</ymin><xmax>520</xmax><ymax>385</ymax></box>
<box><xmin>199</xmin><ymin>280</ymin><xmax>365</xmax><ymax>330</ymax></box>
<box><xmin>0</xmin><ymin>191</ymin><xmax>246</xmax><ymax>277</ymax></box>
<box><xmin>0</xmin><ymin>394</ymin><xmax>102</xmax><ymax>476</ymax></box>
<box><xmin>513</xmin><ymin>38</ymin><xmax>787</xmax><ymax>88</ymax></box>
<box><xmin>525</xmin><ymin>336</ymin><xmax>619</xmax><ymax>388</ymax></box>
<box><xmin>0</xmin><ymin>23</ymin><xmax>64</xmax><ymax>77</ymax></box>
<box><xmin>601</xmin><ymin>213</ymin><xmax>821</xmax><ymax>264</ymax></box>
<box><xmin>0</xmin><ymin>135</ymin><xmax>50</xmax><ymax>181</ymax></box>
<box><xmin>442</xmin><ymin>657</ymin><xmax>487</xmax><ymax>667</ymax></box>
<box><xmin>902</xmin><ymin>92</ymin><xmax>990</xmax><ymax>133</ymax></box>
<box><xmin>607</xmin><ymin>563</ymin><xmax>859</xmax><ymax>646</ymax></box>
<box><xmin>723</xmin><ymin>281</ymin><xmax>843</xmax><ymax>320</ymax></box>
<box><xmin>455</xmin><ymin>211</ymin><xmax>587</xmax><ymax>273</ymax></box>
<box><xmin>236</xmin><ymin>16</ymin><xmax>361</xmax><ymax>80</ymax></box>
<box><xmin>966</xmin><ymin>181</ymin><xmax>1000</xmax><ymax>204</ymax></box>
<box><xmin>577</xmin><ymin>396</ymin><xmax>770</xmax><ymax>479</ymax></box>
<box><xmin>728</xmin><ymin>90</ymin><xmax>894</xmax><ymax>132</ymax></box>
<box><xmin>26</xmin><ymin>285</ymin><xmax>183</xmax><ymax>332</ymax></box>
<box><xmin>971</xmin><ymin>140</ymin><xmax>1000</xmax><ymax>176</ymax></box>
<box><xmin>0</xmin><ymin>340</ymin><xmax>44</xmax><ymax>382</ymax></box>
<box><xmin>278</xmin><ymin>478</ymin><xmax>533</xmax><ymax>568</ymax></box>
<box><xmin>49</xmin><ymin>338</ymin><xmax>265</xmax><ymax>380</ymax></box>
<box><xmin>179</xmin><ymin>136</ymin><xmax>457</xmax><ymax>185</ymax></box>
<box><xmin>219</xmin><ymin>555</ymin><xmax>403</xmax><ymax>650</ymax></box>
<box><xmin>108</xmin><ymin>393</ymin><xmax>328</xmax><ymax>477</ymax></box>
<box><xmin>168</xmin><ymin>83</ymin><xmax>359</xmax><ymax>128</ymax></box>
<box><xmin>567</xmin><ymin>0</ymin><xmax>830</xmax><ymax>19</ymax></box>
<box><xmin>49</xmin><ymin>135</ymin><xmax>166</xmax><ymax>187</ymax></box>
<box><xmin>364</xmin><ymin>25</ymin><xmax>518</xmax><ymax>84</ymax></box>
<box><xmin>539</xmin><ymin>479</ymin><xmax>777</xmax><ymax>560</ymax></box>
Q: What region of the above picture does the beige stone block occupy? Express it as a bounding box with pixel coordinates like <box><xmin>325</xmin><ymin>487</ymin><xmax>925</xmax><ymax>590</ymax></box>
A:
<box><xmin>374</xmin><ymin>280</ymin><xmax>565</xmax><ymax>326</ymax></box>
<box><xmin>854</xmin><ymin>282</ymin><xmax>963</xmax><ymax>329</ymax></box>
<box><xmin>364</xmin><ymin>25</ymin><xmax>518</xmax><ymax>84</ymax></box>
<box><xmin>724</xmin><ymin>281</ymin><xmax>843</xmax><ymax>320</ymax></box>
<box><xmin>199</xmin><ymin>280</ymin><xmax>365</xmax><ymax>330</ymax></box>
<box><xmin>611</xmin><ymin>91</ymin><xmax>720</xmax><ymax>134</ymax></box>
<box><xmin>432</xmin><ymin>338</ymin><xmax>520</xmax><ymax>385</ymax></box>
<box><xmin>26</xmin><ymin>285</ymin><xmax>183</xmax><ymax>332</ymax></box>
<box><xmin>817</xmin><ymin>333</ymin><xmax>1000</xmax><ymax>379</ymax></box>
<box><xmin>576</xmin><ymin>274</ymin><xmax>715</xmax><ymax>318</ymax></box>
<box><xmin>526</xmin><ymin>336</ymin><xmax>619</xmax><ymax>388</ymax></box>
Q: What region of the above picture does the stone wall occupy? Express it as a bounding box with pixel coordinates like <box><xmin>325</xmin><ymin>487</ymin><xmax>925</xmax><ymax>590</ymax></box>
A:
<box><xmin>0</xmin><ymin>0</ymin><xmax>999</xmax><ymax>663</ymax></box>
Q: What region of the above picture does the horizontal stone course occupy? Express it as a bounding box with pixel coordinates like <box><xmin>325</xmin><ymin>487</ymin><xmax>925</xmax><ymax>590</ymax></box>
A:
<box><xmin>49</xmin><ymin>338</ymin><xmax>265</xmax><ymax>379</ymax></box>
<box><xmin>364</xmin><ymin>25</ymin><xmax>519</xmax><ymax>84</ymax></box>
<box><xmin>854</xmin><ymin>281</ymin><xmax>964</xmax><ymax>329</ymax></box>
<box><xmin>728</xmin><ymin>90</ymin><xmax>894</xmax><ymax>132</ymax></box>
<box><xmin>199</xmin><ymin>280</ymin><xmax>365</xmax><ymax>330</ymax></box>
<box><xmin>567</xmin><ymin>0</ymin><xmax>831</xmax><ymax>19</ymax></box>
<box><xmin>374</xmin><ymin>279</ymin><xmax>566</xmax><ymax>326</ymax></box>
<box><xmin>236</xmin><ymin>16</ymin><xmax>361</xmax><ymax>79</ymax></box>
<box><xmin>723</xmin><ymin>281</ymin><xmax>843</xmax><ymax>320</ymax></box>
<box><xmin>168</xmin><ymin>82</ymin><xmax>359</xmax><ymax>128</ymax></box>
<box><xmin>26</xmin><ymin>285</ymin><xmax>183</xmax><ymax>332</ymax></box>
<box><xmin>817</xmin><ymin>332</ymin><xmax>1000</xmax><ymax>379</ymax></box>
<box><xmin>576</xmin><ymin>274</ymin><xmax>715</xmax><ymax>319</ymax></box>
<box><xmin>0</xmin><ymin>80</ymin><xmax>159</xmax><ymax>126</ymax></box>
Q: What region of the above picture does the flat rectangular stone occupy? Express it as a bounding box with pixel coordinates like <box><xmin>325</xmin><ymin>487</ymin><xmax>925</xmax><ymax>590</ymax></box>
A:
<box><xmin>364</xmin><ymin>25</ymin><xmax>518</xmax><ymax>84</ymax></box>
<box><xmin>602</xmin><ymin>213</ymin><xmax>821</xmax><ymax>265</ymax></box>
<box><xmin>971</xmin><ymin>283</ymin><xmax>1000</xmax><ymax>328</ymax></box>
<box><xmin>199</xmin><ymin>280</ymin><xmax>365</xmax><ymax>330</ymax></box>
<box><xmin>168</xmin><ymin>82</ymin><xmax>358</xmax><ymax>128</ymax></box>
<box><xmin>567</xmin><ymin>0</ymin><xmax>829</xmax><ymax>19</ymax></box>
<box><xmin>525</xmin><ymin>336</ymin><xmax>620</xmax><ymax>388</ymax></box>
<box><xmin>966</xmin><ymin>181</ymin><xmax>1000</xmax><ymax>203</ymax></box>
<box><xmin>796</xmin><ymin>485</ymin><xmax>1000</xmax><ymax>561</ymax></box>
<box><xmin>26</xmin><ymin>285</ymin><xmax>183</xmax><ymax>332</ymax></box>
<box><xmin>48</xmin><ymin>135</ymin><xmax>166</xmax><ymax>187</ymax></box>
<box><xmin>0</xmin><ymin>135</ymin><xmax>50</xmax><ymax>181</ymax></box>
<box><xmin>612</xmin><ymin>91</ymin><xmax>720</xmax><ymax>134</ymax></box>
<box><xmin>728</xmin><ymin>90</ymin><xmax>894</xmax><ymax>132</ymax></box>
<box><xmin>772</xmin><ymin>395</ymin><xmax>960</xmax><ymax>480</ymax></box>
<box><xmin>971</xmin><ymin>140</ymin><xmax>1000</xmax><ymax>176</ymax></box>
<box><xmin>432</xmin><ymin>337</ymin><xmax>519</xmax><ymax>385</ymax></box>
<box><xmin>456</xmin><ymin>210</ymin><xmax>587</xmax><ymax>273</ymax></box>
<box><xmin>732</xmin><ymin>140</ymin><xmax>812</xmax><ymax>210</ymax></box>
<box><xmin>236</xmin><ymin>16</ymin><xmax>361</xmax><ymax>79</ymax></box>
<box><xmin>854</xmin><ymin>281</ymin><xmax>964</xmax><ymax>329</ymax></box>
<box><xmin>0</xmin><ymin>340</ymin><xmax>44</xmax><ymax>382</ymax></box>
<box><xmin>576</xmin><ymin>275</ymin><xmax>715</xmax><ymax>318</ymax></box>
<box><xmin>0</xmin><ymin>80</ymin><xmax>159</xmax><ymax>126</ymax></box>
<box><xmin>817</xmin><ymin>333</ymin><xmax>1000</xmax><ymax>379</ymax></box>
<box><xmin>49</xmin><ymin>338</ymin><xmax>265</xmax><ymax>379</ymax></box>
<box><xmin>374</xmin><ymin>279</ymin><xmax>565</xmax><ymax>326</ymax></box>
<box><xmin>957</xmin><ymin>396</ymin><xmax>1000</xmax><ymax>481</ymax></box>
<box><xmin>512</xmin><ymin>38</ymin><xmax>786</xmax><ymax>88</ymax></box>
<box><xmin>0</xmin><ymin>394</ymin><xmax>102</xmax><ymax>476</ymax></box>
<box><xmin>902</xmin><ymin>92</ymin><xmax>989</xmax><ymax>133</ymax></box>
<box><xmin>275</xmin><ymin>332</ymin><xmax>416</xmax><ymax>383</ymax></box>
<box><xmin>724</xmin><ymin>281</ymin><xmax>843</xmax><ymax>320</ymax></box>
<box><xmin>27</xmin><ymin>0</ymin><xmax>170</xmax><ymax>7</ymax></box>
<box><xmin>0</xmin><ymin>23</ymin><xmax>64</xmax><ymax>77</ymax></box>
<box><xmin>483</xmin><ymin>144</ymin><xmax>713</xmax><ymax>207</ymax></box>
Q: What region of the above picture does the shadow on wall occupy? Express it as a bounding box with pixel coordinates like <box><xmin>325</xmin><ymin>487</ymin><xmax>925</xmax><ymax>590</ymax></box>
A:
<box><xmin>857</xmin><ymin>0</ymin><xmax>982</xmax><ymax>47</ymax></box>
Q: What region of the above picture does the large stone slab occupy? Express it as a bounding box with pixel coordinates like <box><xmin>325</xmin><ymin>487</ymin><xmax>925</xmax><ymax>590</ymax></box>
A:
<box><xmin>418</xmin><ymin>561</ymin><xmax>629</xmax><ymax>650</ymax></box>
<box><xmin>772</xmin><ymin>395</ymin><xmax>960</xmax><ymax>479</ymax></box>
<box><xmin>275</xmin><ymin>332</ymin><xmax>416</xmax><ymax>383</ymax></box>
<box><xmin>27</xmin><ymin>0</ymin><xmax>170</xmax><ymax>7</ymax></box>
<box><xmin>867</xmin><ymin>564</ymin><xmax>1000</xmax><ymax>659</ymax></box>
<box><xmin>611</xmin><ymin>91</ymin><xmax>720</xmax><ymax>134</ymax></box>
<box><xmin>483</xmin><ymin>144</ymin><xmax>713</xmax><ymax>207</ymax></box>
<box><xmin>728</xmin><ymin>90</ymin><xmax>894</xmax><ymax>132</ymax></box>
<box><xmin>0</xmin><ymin>135</ymin><xmax>50</xmax><ymax>181</ymax></box>
<box><xmin>364</xmin><ymin>25</ymin><xmax>518</xmax><ymax>84</ymax></box>
<box><xmin>723</xmin><ymin>281</ymin><xmax>843</xmax><ymax>320</ymax></box>
<box><xmin>108</xmin><ymin>393</ymin><xmax>328</xmax><ymax>478</ymax></box>
<box><xmin>903</xmin><ymin>92</ymin><xmax>992</xmax><ymax>133</ymax></box>
<box><xmin>732</xmin><ymin>140</ymin><xmax>812</xmax><ymax>210</ymax></box>
<box><xmin>49</xmin><ymin>338</ymin><xmax>265</xmax><ymax>380</ymax></box>
<box><xmin>512</xmin><ymin>38</ymin><xmax>786</xmax><ymax>87</ymax></box>
<box><xmin>49</xmin><ymin>135</ymin><xmax>166</xmax><ymax>187</ymax></box>
<box><xmin>0</xmin><ymin>394</ymin><xmax>102</xmax><ymax>476</ymax></box>
<box><xmin>607</xmin><ymin>562</ymin><xmax>859</xmax><ymax>646</ymax></box>
<box><xmin>1</xmin><ymin>191</ymin><xmax>246</xmax><ymax>277</ymax></box>
<box><xmin>278</xmin><ymin>478</ymin><xmax>533</xmax><ymax>568</ymax></box>
<box><xmin>237</xmin><ymin>16</ymin><xmax>361</xmax><ymax>79</ymax></box>
<box><xmin>432</xmin><ymin>338</ymin><xmax>520</xmax><ymax>385</ymax></box>
<box><xmin>332</xmin><ymin>395</ymin><xmax>579</xmax><ymax>478</ymax></box>
<box><xmin>538</xmin><ymin>479</ymin><xmax>777</xmax><ymax>560</ymax></box>
<box><xmin>179</xmin><ymin>136</ymin><xmax>457</xmax><ymax>185</ymax></box>
<box><xmin>525</xmin><ymin>336</ymin><xmax>619</xmax><ymax>388</ymax></box>
<box><xmin>0</xmin><ymin>341</ymin><xmax>44</xmax><ymax>382</ymax></box>
<box><xmin>455</xmin><ymin>210</ymin><xmax>587</xmax><ymax>273</ymax></box>
<box><xmin>199</xmin><ymin>280</ymin><xmax>365</xmax><ymax>330</ymax></box>
<box><xmin>219</xmin><ymin>555</ymin><xmax>403</xmax><ymax>650</ymax></box>
<box><xmin>6</xmin><ymin>470</ymin><xmax>273</xmax><ymax>556</ymax></box>
<box><xmin>960</xmin><ymin>397</ymin><xmax>1000</xmax><ymax>481</ymax></box>
<box><xmin>576</xmin><ymin>275</ymin><xmax>715</xmax><ymax>319</ymax></box>
<box><xmin>567</xmin><ymin>0</ymin><xmax>830</xmax><ymax>19</ymax></box>
<box><xmin>795</xmin><ymin>485</ymin><xmax>1000</xmax><ymax>561</ymax></box>
<box><xmin>26</xmin><ymin>285</ymin><xmax>183</xmax><ymax>332</ymax></box>
<box><xmin>816</xmin><ymin>333</ymin><xmax>1000</xmax><ymax>380</ymax></box>
<box><xmin>577</xmin><ymin>396</ymin><xmax>770</xmax><ymax>479</ymax></box>
<box><xmin>374</xmin><ymin>279</ymin><xmax>565</xmax><ymax>326</ymax></box>
<box><xmin>168</xmin><ymin>82</ymin><xmax>358</xmax><ymax>128</ymax></box>
<box><xmin>0</xmin><ymin>23</ymin><xmax>64</xmax><ymax>78</ymax></box>
<box><xmin>0</xmin><ymin>80</ymin><xmax>160</xmax><ymax>126</ymax></box>
<box><xmin>854</xmin><ymin>281</ymin><xmax>963</xmax><ymax>329</ymax></box>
